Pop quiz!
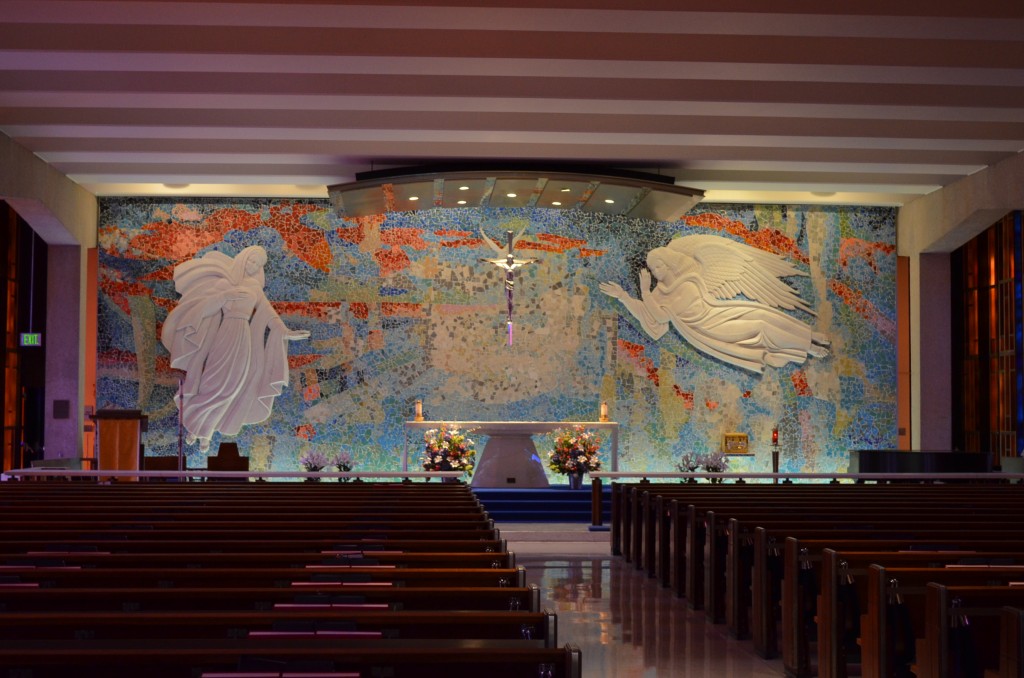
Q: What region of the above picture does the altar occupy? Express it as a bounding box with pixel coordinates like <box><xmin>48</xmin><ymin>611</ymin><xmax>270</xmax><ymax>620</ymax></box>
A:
<box><xmin>403</xmin><ymin>421</ymin><xmax>620</xmax><ymax>488</ymax></box>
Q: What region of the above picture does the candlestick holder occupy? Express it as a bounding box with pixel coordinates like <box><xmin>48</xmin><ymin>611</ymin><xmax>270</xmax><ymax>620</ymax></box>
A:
<box><xmin>771</xmin><ymin>427</ymin><xmax>780</xmax><ymax>484</ymax></box>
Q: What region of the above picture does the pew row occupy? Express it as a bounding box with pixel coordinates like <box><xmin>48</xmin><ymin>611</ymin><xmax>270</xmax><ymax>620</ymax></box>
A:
<box><xmin>0</xmin><ymin>638</ymin><xmax>583</xmax><ymax>678</ymax></box>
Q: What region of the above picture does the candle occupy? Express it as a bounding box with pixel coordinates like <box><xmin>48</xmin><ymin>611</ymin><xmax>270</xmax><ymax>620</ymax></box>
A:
<box><xmin>415</xmin><ymin>400</ymin><xmax>423</xmax><ymax>421</ymax></box>
<box><xmin>600</xmin><ymin>402</ymin><xmax>609</xmax><ymax>422</ymax></box>
<box><xmin>772</xmin><ymin>427</ymin><xmax>779</xmax><ymax>445</ymax></box>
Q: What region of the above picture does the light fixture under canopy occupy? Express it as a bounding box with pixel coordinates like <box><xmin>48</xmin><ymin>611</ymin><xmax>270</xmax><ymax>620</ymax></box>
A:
<box><xmin>328</xmin><ymin>164</ymin><xmax>704</xmax><ymax>222</ymax></box>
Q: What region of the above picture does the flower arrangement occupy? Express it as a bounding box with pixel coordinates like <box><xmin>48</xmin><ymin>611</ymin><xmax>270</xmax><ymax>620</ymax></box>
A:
<box><xmin>702</xmin><ymin>450</ymin><xmax>728</xmax><ymax>473</ymax></box>
<box><xmin>330</xmin><ymin>450</ymin><xmax>355</xmax><ymax>482</ymax></box>
<box><xmin>703</xmin><ymin>450</ymin><xmax>728</xmax><ymax>484</ymax></box>
<box><xmin>548</xmin><ymin>425</ymin><xmax>603</xmax><ymax>474</ymax></box>
<box><xmin>676</xmin><ymin>451</ymin><xmax>703</xmax><ymax>473</ymax></box>
<box><xmin>299</xmin><ymin>450</ymin><xmax>329</xmax><ymax>472</ymax></box>
<box><xmin>330</xmin><ymin>451</ymin><xmax>354</xmax><ymax>473</ymax></box>
<box><xmin>421</xmin><ymin>425</ymin><xmax>476</xmax><ymax>477</ymax></box>
<box><xmin>676</xmin><ymin>451</ymin><xmax>729</xmax><ymax>482</ymax></box>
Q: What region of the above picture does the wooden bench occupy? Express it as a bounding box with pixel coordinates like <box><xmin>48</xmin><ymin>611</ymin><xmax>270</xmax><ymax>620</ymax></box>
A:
<box><xmin>0</xmin><ymin>563</ymin><xmax>528</xmax><ymax>589</ymax></box>
<box><xmin>0</xmin><ymin>549</ymin><xmax>516</xmax><ymax>570</ymax></box>
<box><xmin>0</xmin><ymin>608</ymin><xmax>559</xmax><ymax>646</ymax></box>
<box><xmin>0</xmin><ymin>584</ymin><xmax>543</xmax><ymax>613</ymax></box>
<box><xmin>0</xmin><ymin>638</ymin><xmax>583</xmax><ymax>678</ymax></box>
<box><xmin>0</xmin><ymin>481</ymin><xmax>578</xmax><ymax>675</ymax></box>
<box><xmin>864</xmin><ymin>571</ymin><xmax>1024</xmax><ymax>678</ymax></box>
<box><xmin>816</xmin><ymin>551</ymin><xmax>1024</xmax><ymax>678</ymax></box>
<box><xmin>0</xmin><ymin>536</ymin><xmax>509</xmax><ymax>555</ymax></box>
<box><xmin>776</xmin><ymin>535</ymin><xmax>1024</xmax><ymax>677</ymax></box>
<box><xmin>923</xmin><ymin>583</ymin><xmax>1023</xmax><ymax>677</ymax></box>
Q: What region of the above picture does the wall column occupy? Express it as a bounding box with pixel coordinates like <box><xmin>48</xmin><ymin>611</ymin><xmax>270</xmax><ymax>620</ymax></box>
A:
<box><xmin>44</xmin><ymin>245</ymin><xmax>88</xmax><ymax>459</ymax></box>
<box><xmin>916</xmin><ymin>253</ymin><xmax>952</xmax><ymax>450</ymax></box>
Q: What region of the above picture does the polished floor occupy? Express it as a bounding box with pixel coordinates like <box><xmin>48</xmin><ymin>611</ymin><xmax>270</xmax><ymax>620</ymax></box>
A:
<box><xmin>500</xmin><ymin>523</ymin><xmax>787</xmax><ymax>677</ymax></box>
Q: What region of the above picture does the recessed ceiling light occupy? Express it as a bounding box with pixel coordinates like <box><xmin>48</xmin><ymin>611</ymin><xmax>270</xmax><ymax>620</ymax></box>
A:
<box><xmin>605</xmin><ymin>199</ymin><xmax>615</xmax><ymax>204</ymax></box>
<box><xmin>551</xmin><ymin>201</ymin><xmax>562</xmax><ymax>206</ymax></box>
<box><xmin>409</xmin><ymin>196</ymin><xmax>419</xmax><ymax>201</ymax></box>
<box><xmin>328</xmin><ymin>166</ymin><xmax>704</xmax><ymax>221</ymax></box>
<box><xmin>457</xmin><ymin>200</ymin><xmax>466</xmax><ymax>205</ymax></box>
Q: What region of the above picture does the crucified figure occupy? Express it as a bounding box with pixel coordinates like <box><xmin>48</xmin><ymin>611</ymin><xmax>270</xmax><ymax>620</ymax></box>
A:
<box><xmin>480</xmin><ymin>226</ymin><xmax>536</xmax><ymax>346</ymax></box>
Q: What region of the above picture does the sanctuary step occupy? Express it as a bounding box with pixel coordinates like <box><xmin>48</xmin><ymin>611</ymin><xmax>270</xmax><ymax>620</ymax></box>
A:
<box><xmin>473</xmin><ymin>486</ymin><xmax>611</xmax><ymax>523</ymax></box>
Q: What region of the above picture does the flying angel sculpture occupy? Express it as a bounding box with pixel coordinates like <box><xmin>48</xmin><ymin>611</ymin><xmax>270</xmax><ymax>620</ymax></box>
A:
<box><xmin>161</xmin><ymin>246</ymin><xmax>310</xmax><ymax>453</ymax></box>
<box><xmin>480</xmin><ymin>225</ymin><xmax>536</xmax><ymax>346</ymax></box>
<box><xmin>600</xmin><ymin>234</ymin><xmax>830</xmax><ymax>374</ymax></box>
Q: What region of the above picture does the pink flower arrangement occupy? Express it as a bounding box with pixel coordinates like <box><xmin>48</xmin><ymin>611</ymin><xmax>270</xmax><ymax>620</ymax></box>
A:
<box><xmin>548</xmin><ymin>425</ymin><xmax>603</xmax><ymax>474</ymax></box>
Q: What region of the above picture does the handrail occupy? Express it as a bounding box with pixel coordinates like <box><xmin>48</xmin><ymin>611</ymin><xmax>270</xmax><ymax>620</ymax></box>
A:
<box><xmin>2</xmin><ymin>469</ymin><xmax>466</xmax><ymax>482</ymax></box>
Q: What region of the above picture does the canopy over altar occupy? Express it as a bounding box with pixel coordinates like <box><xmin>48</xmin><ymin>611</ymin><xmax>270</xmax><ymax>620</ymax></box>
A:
<box><xmin>403</xmin><ymin>421</ymin><xmax>620</xmax><ymax>488</ymax></box>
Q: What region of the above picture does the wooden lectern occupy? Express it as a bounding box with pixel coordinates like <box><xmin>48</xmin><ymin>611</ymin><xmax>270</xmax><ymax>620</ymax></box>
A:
<box><xmin>93</xmin><ymin>409</ymin><xmax>148</xmax><ymax>475</ymax></box>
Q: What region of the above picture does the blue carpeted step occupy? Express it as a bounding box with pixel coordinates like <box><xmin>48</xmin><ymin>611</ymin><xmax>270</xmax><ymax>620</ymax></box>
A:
<box><xmin>473</xmin><ymin>487</ymin><xmax>611</xmax><ymax>523</ymax></box>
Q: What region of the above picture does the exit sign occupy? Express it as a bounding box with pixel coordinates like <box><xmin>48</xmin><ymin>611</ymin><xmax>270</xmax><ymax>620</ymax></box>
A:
<box><xmin>19</xmin><ymin>333</ymin><xmax>42</xmax><ymax>347</ymax></box>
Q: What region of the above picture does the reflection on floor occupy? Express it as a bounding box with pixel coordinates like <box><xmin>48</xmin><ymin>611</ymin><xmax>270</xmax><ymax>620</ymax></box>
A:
<box><xmin>501</xmin><ymin>523</ymin><xmax>786</xmax><ymax>677</ymax></box>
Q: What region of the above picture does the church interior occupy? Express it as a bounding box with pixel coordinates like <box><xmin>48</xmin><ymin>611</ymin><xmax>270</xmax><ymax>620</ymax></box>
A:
<box><xmin>1</xmin><ymin>1</ymin><xmax>1023</xmax><ymax>675</ymax></box>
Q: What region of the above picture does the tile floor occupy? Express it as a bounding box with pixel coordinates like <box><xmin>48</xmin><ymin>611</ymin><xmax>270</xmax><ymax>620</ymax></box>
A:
<box><xmin>500</xmin><ymin>522</ymin><xmax>787</xmax><ymax>677</ymax></box>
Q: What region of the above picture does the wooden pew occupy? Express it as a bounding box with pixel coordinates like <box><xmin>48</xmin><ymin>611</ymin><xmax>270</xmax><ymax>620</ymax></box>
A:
<box><xmin>0</xmin><ymin>549</ymin><xmax>516</xmax><ymax>570</ymax></box>
<box><xmin>0</xmin><ymin>608</ymin><xmax>559</xmax><ymax>646</ymax></box>
<box><xmin>818</xmin><ymin>550</ymin><xmax>1024</xmax><ymax>678</ymax></box>
<box><xmin>0</xmin><ymin>638</ymin><xmax>583</xmax><ymax>678</ymax></box>
<box><xmin>0</xmin><ymin>537</ymin><xmax>508</xmax><ymax>555</ymax></box>
<box><xmin>628</xmin><ymin>483</ymin><xmax>1024</xmax><ymax>597</ymax></box>
<box><xmin>0</xmin><ymin>526</ymin><xmax>501</xmax><ymax>544</ymax></box>
<box><xmin>726</xmin><ymin>511</ymin><xmax>1024</xmax><ymax>620</ymax></box>
<box><xmin>618</xmin><ymin>482</ymin><xmax>1024</xmax><ymax>571</ymax></box>
<box><xmin>0</xmin><ymin>481</ymin><xmax>574</xmax><ymax>675</ymax></box>
<box><xmin>0</xmin><ymin>584</ymin><xmax>543</xmax><ymax>614</ymax></box>
<box><xmin>715</xmin><ymin>509</ymin><xmax>1024</xmax><ymax>625</ymax></box>
<box><xmin>995</xmin><ymin>606</ymin><xmax>1024</xmax><ymax>678</ymax></box>
<box><xmin>0</xmin><ymin>564</ymin><xmax>528</xmax><ymax>589</ymax></box>
<box><xmin>920</xmin><ymin>585</ymin><xmax>1024</xmax><ymax>678</ymax></box>
<box><xmin>780</xmin><ymin>533</ymin><xmax>1024</xmax><ymax>678</ymax></box>
<box><xmin>864</xmin><ymin>570</ymin><xmax>1024</xmax><ymax>678</ymax></box>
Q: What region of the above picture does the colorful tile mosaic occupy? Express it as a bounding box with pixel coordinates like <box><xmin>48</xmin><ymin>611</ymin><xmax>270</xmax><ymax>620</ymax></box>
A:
<box><xmin>96</xmin><ymin>198</ymin><xmax>897</xmax><ymax>477</ymax></box>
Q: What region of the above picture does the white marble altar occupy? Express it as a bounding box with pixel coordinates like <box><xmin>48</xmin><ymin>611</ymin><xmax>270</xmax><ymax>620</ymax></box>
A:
<box><xmin>403</xmin><ymin>421</ymin><xmax>620</xmax><ymax>488</ymax></box>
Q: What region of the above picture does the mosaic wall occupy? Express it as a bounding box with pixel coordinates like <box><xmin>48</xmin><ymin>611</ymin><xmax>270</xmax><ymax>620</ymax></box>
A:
<box><xmin>96</xmin><ymin>198</ymin><xmax>897</xmax><ymax>477</ymax></box>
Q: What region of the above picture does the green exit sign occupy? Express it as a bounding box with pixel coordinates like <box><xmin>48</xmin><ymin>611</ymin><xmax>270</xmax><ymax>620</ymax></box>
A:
<box><xmin>19</xmin><ymin>333</ymin><xmax>42</xmax><ymax>347</ymax></box>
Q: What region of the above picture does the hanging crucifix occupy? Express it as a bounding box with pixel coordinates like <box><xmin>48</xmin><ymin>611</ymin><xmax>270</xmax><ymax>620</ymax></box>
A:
<box><xmin>480</xmin><ymin>225</ymin><xmax>536</xmax><ymax>346</ymax></box>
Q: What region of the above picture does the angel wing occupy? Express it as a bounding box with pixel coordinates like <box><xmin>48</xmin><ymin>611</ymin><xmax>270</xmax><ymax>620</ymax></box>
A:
<box><xmin>666</xmin><ymin>234</ymin><xmax>815</xmax><ymax>315</ymax></box>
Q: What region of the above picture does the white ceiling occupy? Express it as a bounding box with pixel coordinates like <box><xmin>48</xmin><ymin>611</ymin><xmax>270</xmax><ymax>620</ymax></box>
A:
<box><xmin>1</xmin><ymin>0</ymin><xmax>1022</xmax><ymax>207</ymax></box>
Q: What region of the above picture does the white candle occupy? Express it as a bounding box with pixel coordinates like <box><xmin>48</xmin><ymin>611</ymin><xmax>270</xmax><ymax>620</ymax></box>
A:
<box><xmin>600</xmin><ymin>402</ymin><xmax>608</xmax><ymax>421</ymax></box>
<box><xmin>415</xmin><ymin>400</ymin><xmax>423</xmax><ymax>420</ymax></box>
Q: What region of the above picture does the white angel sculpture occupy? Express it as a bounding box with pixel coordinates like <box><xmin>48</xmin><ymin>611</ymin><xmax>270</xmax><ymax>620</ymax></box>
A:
<box><xmin>600</xmin><ymin>235</ymin><xmax>830</xmax><ymax>374</ymax></box>
<box><xmin>161</xmin><ymin>246</ymin><xmax>310</xmax><ymax>453</ymax></box>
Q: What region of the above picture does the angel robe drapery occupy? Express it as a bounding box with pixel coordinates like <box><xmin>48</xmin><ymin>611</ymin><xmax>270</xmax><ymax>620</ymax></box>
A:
<box><xmin>160</xmin><ymin>248</ymin><xmax>291</xmax><ymax>447</ymax></box>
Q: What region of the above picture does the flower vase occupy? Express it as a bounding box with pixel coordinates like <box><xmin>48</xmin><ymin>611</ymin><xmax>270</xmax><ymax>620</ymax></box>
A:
<box><xmin>439</xmin><ymin>459</ymin><xmax>458</xmax><ymax>484</ymax></box>
<box><xmin>567</xmin><ymin>470</ymin><xmax>585</xmax><ymax>490</ymax></box>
